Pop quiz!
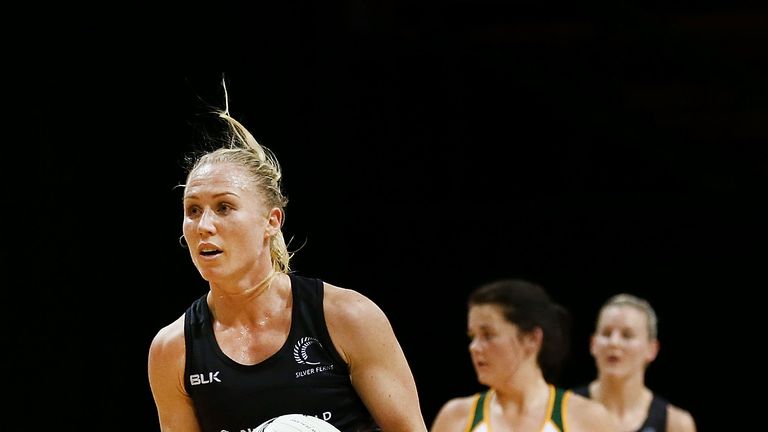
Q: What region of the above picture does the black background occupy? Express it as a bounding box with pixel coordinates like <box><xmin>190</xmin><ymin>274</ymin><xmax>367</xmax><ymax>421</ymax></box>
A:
<box><xmin>12</xmin><ymin>2</ymin><xmax>766</xmax><ymax>430</ymax></box>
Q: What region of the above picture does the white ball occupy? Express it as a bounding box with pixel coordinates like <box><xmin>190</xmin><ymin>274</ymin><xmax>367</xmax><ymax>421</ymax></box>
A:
<box><xmin>255</xmin><ymin>414</ymin><xmax>342</xmax><ymax>432</ymax></box>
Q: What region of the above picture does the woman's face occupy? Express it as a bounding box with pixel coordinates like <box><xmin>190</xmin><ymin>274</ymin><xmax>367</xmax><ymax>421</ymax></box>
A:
<box><xmin>182</xmin><ymin>162</ymin><xmax>280</xmax><ymax>285</ymax></box>
<box><xmin>467</xmin><ymin>304</ymin><xmax>538</xmax><ymax>387</ymax></box>
<box><xmin>590</xmin><ymin>305</ymin><xmax>658</xmax><ymax>379</ymax></box>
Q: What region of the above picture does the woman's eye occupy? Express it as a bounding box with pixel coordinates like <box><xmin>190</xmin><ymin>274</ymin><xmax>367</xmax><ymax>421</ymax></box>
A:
<box><xmin>186</xmin><ymin>206</ymin><xmax>201</xmax><ymax>217</ymax></box>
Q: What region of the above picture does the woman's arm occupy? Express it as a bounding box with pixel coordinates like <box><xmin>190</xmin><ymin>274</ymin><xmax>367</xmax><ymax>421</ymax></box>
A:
<box><xmin>324</xmin><ymin>284</ymin><xmax>427</xmax><ymax>432</ymax></box>
<box><xmin>148</xmin><ymin>315</ymin><xmax>202</xmax><ymax>432</ymax></box>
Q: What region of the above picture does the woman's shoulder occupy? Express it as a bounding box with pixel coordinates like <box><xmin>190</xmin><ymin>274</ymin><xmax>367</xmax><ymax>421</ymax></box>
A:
<box><xmin>431</xmin><ymin>393</ymin><xmax>483</xmax><ymax>432</ymax></box>
<box><xmin>565</xmin><ymin>390</ymin><xmax>620</xmax><ymax>432</ymax></box>
<box><xmin>439</xmin><ymin>393</ymin><xmax>479</xmax><ymax>415</ymax></box>
<box><xmin>322</xmin><ymin>281</ymin><xmax>382</xmax><ymax>318</ymax></box>
<box><xmin>148</xmin><ymin>314</ymin><xmax>186</xmax><ymax>363</ymax></box>
<box><xmin>320</xmin><ymin>281</ymin><xmax>391</xmax><ymax>344</ymax></box>
<box><xmin>667</xmin><ymin>403</ymin><xmax>697</xmax><ymax>432</ymax></box>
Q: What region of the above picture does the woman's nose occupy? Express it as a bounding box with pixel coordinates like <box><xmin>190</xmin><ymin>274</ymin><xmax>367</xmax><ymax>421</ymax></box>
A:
<box><xmin>607</xmin><ymin>331</ymin><xmax>622</xmax><ymax>345</ymax></box>
<box><xmin>197</xmin><ymin>208</ymin><xmax>217</xmax><ymax>235</ymax></box>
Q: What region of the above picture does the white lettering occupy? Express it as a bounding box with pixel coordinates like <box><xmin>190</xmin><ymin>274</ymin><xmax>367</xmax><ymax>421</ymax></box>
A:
<box><xmin>295</xmin><ymin>364</ymin><xmax>335</xmax><ymax>379</ymax></box>
<box><xmin>190</xmin><ymin>371</ymin><xmax>222</xmax><ymax>386</ymax></box>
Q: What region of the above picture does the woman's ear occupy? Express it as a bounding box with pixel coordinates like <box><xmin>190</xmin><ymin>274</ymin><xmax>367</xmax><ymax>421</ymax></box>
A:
<box><xmin>646</xmin><ymin>338</ymin><xmax>660</xmax><ymax>364</ymax></box>
<box><xmin>266</xmin><ymin>207</ymin><xmax>284</xmax><ymax>237</ymax></box>
<box><xmin>525</xmin><ymin>327</ymin><xmax>544</xmax><ymax>354</ymax></box>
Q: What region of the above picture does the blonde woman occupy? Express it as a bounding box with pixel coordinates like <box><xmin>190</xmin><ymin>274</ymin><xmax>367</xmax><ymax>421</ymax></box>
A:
<box><xmin>573</xmin><ymin>294</ymin><xmax>696</xmax><ymax>432</ymax></box>
<box><xmin>148</xmin><ymin>81</ymin><xmax>427</xmax><ymax>432</ymax></box>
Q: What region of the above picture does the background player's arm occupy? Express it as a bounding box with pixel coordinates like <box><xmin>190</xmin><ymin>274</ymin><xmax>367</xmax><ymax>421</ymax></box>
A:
<box><xmin>566</xmin><ymin>393</ymin><xmax>621</xmax><ymax>432</ymax></box>
<box><xmin>430</xmin><ymin>397</ymin><xmax>474</xmax><ymax>432</ymax></box>
<box><xmin>668</xmin><ymin>405</ymin><xmax>696</xmax><ymax>432</ymax></box>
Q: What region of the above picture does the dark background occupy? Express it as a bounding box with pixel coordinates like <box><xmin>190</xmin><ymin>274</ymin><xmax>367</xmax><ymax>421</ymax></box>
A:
<box><xmin>13</xmin><ymin>2</ymin><xmax>766</xmax><ymax>430</ymax></box>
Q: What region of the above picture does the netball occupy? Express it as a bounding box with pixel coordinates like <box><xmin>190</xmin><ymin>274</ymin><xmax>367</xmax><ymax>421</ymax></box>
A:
<box><xmin>254</xmin><ymin>414</ymin><xmax>341</xmax><ymax>432</ymax></box>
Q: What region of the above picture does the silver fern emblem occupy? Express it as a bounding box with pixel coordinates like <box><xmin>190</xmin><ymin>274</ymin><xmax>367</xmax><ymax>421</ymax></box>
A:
<box><xmin>293</xmin><ymin>337</ymin><xmax>323</xmax><ymax>365</ymax></box>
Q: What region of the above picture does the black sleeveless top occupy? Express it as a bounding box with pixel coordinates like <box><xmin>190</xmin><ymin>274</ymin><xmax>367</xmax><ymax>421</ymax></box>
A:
<box><xmin>571</xmin><ymin>385</ymin><xmax>668</xmax><ymax>432</ymax></box>
<box><xmin>184</xmin><ymin>274</ymin><xmax>378</xmax><ymax>432</ymax></box>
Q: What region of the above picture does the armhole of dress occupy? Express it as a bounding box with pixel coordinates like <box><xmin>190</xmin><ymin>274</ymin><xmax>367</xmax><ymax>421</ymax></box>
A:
<box><xmin>552</xmin><ymin>386</ymin><xmax>570</xmax><ymax>432</ymax></box>
<box><xmin>182</xmin><ymin>306</ymin><xmax>193</xmax><ymax>395</ymax></box>
<box><xmin>182</xmin><ymin>294</ymin><xmax>209</xmax><ymax>395</ymax></box>
<box><xmin>465</xmin><ymin>391</ymin><xmax>487</xmax><ymax>432</ymax></box>
<box><xmin>646</xmin><ymin>394</ymin><xmax>669</xmax><ymax>431</ymax></box>
<box><xmin>295</xmin><ymin>274</ymin><xmax>350</xmax><ymax>371</ymax></box>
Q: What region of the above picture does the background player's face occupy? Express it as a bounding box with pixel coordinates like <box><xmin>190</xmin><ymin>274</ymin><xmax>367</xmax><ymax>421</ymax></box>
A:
<box><xmin>467</xmin><ymin>304</ymin><xmax>540</xmax><ymax>387</ymax></box>
<box><xmin>590</xmin><ymin>305</ymin><xmax>658</xmax><ymax>379</ymax></box>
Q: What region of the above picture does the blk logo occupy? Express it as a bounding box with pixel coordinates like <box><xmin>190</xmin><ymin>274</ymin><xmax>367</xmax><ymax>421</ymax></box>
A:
<box><xmin>190</xmin><ymin>371</ymin><xmax>221</xmax><ymax>386</ymax></box>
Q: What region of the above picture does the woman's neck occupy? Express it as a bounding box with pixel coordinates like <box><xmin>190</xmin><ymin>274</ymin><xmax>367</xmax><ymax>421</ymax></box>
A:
<box><xmin>592</xmin><ymin>374</ymin><xmax>649</xmax><ymax>412</ymax></box>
